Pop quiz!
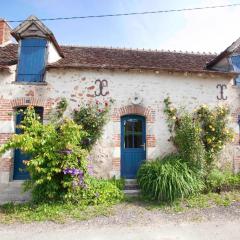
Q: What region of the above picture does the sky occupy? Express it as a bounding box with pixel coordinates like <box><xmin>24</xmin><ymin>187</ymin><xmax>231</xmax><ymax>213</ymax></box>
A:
<box><xmin>1</xmin><ymin>0</ymin><xmax>240</xmax><ymax>53</ymax></box>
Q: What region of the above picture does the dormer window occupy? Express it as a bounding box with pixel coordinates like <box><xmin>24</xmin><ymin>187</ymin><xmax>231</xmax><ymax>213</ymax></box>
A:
<box><xmin>17</xmin><ymin>38</ymin><xmax>47</xmax><ymax>82</ymax></box>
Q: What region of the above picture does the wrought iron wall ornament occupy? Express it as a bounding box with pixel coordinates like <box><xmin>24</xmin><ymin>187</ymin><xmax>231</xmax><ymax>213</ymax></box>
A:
<box><xmin>216</xmin><ymin>84</ymin><xmax>227</xmax><ymax>100</ymax></box>
<box><xmin>94</xmin><ymin>79</ymin><xmax>109</xmax><ymax>96</ymax></box>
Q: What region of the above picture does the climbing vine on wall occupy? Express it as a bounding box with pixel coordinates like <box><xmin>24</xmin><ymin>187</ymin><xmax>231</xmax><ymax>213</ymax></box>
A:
<box><xmin>73</xmin><ymin>99</ymin><xmax>113</xmax><ymax>150</ymax></box>
<box><xmin>163</xmin><ymin>97</ymin><xmax>234</xmax><ymax>172</ymax></box>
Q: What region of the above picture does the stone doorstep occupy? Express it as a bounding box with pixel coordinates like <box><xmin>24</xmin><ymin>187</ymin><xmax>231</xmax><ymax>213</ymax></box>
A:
<box><xmin>124</xmin><ymin>179</ymin><xmax>137</xmax><ymax>185</ymax></box>
<box><xmin>123</xmin><ymin>189</ymin><xmax>140</xmax><ymax>197</ymax></box>
<box><xmin>124</xmin><ymin>179</ymin><xmax>140</xmax><ymax>196</ymax></box>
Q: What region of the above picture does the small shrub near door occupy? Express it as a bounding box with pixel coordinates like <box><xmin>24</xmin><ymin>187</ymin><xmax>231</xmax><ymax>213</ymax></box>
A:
<box><xmin>137</xmin><ymin>154</ymin><xmax>204</xmax><ymax>202</ymax></box>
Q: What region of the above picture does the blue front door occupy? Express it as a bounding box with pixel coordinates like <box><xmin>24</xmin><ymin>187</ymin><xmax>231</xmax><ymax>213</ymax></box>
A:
<box><xmin>121</xmin><ymin>115</ymin><xmax>146</xmax><ymax>179</ymax></box>
<box><xmin>13</xmin><ymin>107</ymin><xmax>43</xmax><ymax>180</ymax></box>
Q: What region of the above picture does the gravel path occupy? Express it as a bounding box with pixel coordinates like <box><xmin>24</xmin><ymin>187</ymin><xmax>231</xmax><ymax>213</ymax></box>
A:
<box><xmin>0</xmin><ymin>202</ymin><xmax>240</xmax><ymax>240</ymax></box>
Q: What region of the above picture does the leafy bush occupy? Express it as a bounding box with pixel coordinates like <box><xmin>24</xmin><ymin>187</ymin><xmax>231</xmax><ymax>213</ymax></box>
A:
<box><xmin>137</xmin><ymin>154</ymin><xmax>204</xmax><ymax>202</ymax></box>
<box><xmin>0</xmin><ymin>107</ymin><xmax>88</xmax><ymax>202</ymax></box>
<box><xmin>69</xmin><ymin>178</ymin><xmax>124</xmax><ymax>205</ymax></box>
<box><xmin>108</xmin><ymin>177</ymin><xmax>125</xmax><ymax>190</ymax></box>
<box><xmin>174</xmin><ymin>114</ymin><xmax>206</xmax><ymax>173</ymax></box>
<box><xmin>73</xmin><ymin>100</ymin><xmax>111</xmax><ymax>150</ymax></box>
<box><xmin>164</xmin><ymin>97</ymin><xmax>234</xmax><ymax>174</ymax></box>
<box><xmin>206</xmin><ymin>169</ymin><xmax>240</xmax><ymax>192</ymax></box>
<box><xmin>0</xmin><ymin>106</ymin><xmax>124</xmax><ymax>206</ymax></box>
<box><xmin>195</xmin><ymin>105</ymin><xmax>234</xmax><ymax>171</ymax></box>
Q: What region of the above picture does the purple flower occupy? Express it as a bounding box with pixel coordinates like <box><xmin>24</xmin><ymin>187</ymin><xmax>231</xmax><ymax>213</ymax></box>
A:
<box><xmin>88</xmin><ymin>164</ymin><xmax>94</xmax><ymax>176</ymax></box>
<box><xmin>63</xmin><ymin>168</ymin><xmax>84</xmax><ymax>176</ymax></box>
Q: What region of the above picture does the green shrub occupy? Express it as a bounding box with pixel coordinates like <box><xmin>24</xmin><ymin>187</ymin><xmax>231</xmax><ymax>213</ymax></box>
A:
<box><xmin>137</xmin><ymin>154</ymin><xmax>204</xmax><ymax>202</ymax></box>
<box><xmin>0</xmin><ymin>105</ymin><xmax>124</xmax><ymax>206</ymax></box>
<box><xmin>195</xmin><ymin>105</ymin><xmax>234</xmax><ymax>172</ymax></box>
<box><xmin>73</xmin><ymin>101</ymin><xmax>111</xmax><ymax>150</ymax></box>
<box><xmin>108</xmin><ymin>177</ymin><xmax>125</xmax><ymax>190</ymax></box>
<box><xmin>206</xmin><ymin>169</ymin><xmax>240</xmax><ymax>192</ymax></box>
<box><xmin>69</xmin><ymin>178</ymin><xmax>124</xmax><ymax>205</ymax></box>
<box><xmin>174</xmin><ymin>114</ymin><xmax>206</xmax><ymax>173</ymax></box>
<box><xmin>0</xmin><ymin>107</ymin><xmax>88</xmax><ymax>202</ymax></box>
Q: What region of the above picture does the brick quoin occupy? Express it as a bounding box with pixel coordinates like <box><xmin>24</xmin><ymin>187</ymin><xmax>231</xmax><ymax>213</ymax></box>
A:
<box><xmin>0</xmin><ymin>98</ymin><xmax>12</xmax><ymax>121</ymax></box>
<box><xmin>112</xmin><ymin>158</ymin><xmax>120</xmax><ymax>171</ymax></box>
<box><xmin>0</xmin><ymin>158</ymin><xmax>12</xmax><ymax>172</ymax></box>
<box><xmin>231</xmin><ymin>107</ymin><xmax>240</xmax><ymax>123</ymax></box>
<box><xmin>146</xmin><ymin>134</ymin><xmax>156</xmax><ymax>147</ymax></box>
<box><xmin>113</xmin><ymin>134</ymin><xmax>120</xmax><ymax>147</ymax></box>
<box><xmin>0</xmin><ymin>19</ymin><xmax>11</xmax><ymax>45</ymax></box>
<box><xmin>0</xmin><ymin>133</ymin><xmax>12</xmax><ymax>144</ymax></box>
<box><xmin>0</xmin><ymin>134</ymin><xmax>13</xmax><ymax>173</ymax></box>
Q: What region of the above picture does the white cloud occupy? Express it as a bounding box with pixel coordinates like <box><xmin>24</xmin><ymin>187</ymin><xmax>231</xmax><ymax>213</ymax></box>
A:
<box><xmin>160</xmin><ymin>0</ymin><xmax>240</xmax><ymax>53</ymax></box>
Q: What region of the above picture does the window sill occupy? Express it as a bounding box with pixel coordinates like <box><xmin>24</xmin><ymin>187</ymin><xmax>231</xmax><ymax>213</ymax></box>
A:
<box><xmin>11</xmin><ymin>81</ymin><xmax>48</xmax><ymax>86</ymax></box>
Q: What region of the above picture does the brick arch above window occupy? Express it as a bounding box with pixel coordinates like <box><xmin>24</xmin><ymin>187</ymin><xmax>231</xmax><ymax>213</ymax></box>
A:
<box><xmin>111</xmin><ymin>105</ymin><xmax>155</xmax><ymax>123</ymax></box>
<box><xmin>10</xmin><ymin>97</ymin><xmax>54</xmax><ymax>120</ymax></box>
<box><xmin>11</xmin><ymin>97</ymin><xmax>45</xmax><ymax>108</ymax></box>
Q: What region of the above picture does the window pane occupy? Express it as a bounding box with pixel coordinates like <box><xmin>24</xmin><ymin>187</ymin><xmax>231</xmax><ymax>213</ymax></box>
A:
<box><xmin>133</xmin><ymin>119</ymin><xmax>143</xmax><ymax>148</ymax></box>
<box><xmin>124</xmin><ymin>120</ymin><xmax>133</xmax><ymax>148</ymax></box>
<box><xmin>124</xmin><ymin>118</ymin><xmax>143</xmax><ymax>148</ymax></box>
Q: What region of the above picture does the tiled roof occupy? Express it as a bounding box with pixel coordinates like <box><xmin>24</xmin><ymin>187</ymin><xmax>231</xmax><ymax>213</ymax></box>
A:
<box><xmin>0</xmin><ymin>65</ymin><xmax>9</xmax><ymax>71</ymax></box>
<box><xmin>48</xmin><ymin>46</ymin><xmax>218</xmax><ymax>73</ymax></box>
<box><xmin>0</xmin><ymin>43</ymin><xmax>236</xmax><ymax>76</ymax></box>
<box><xmin>0</xmin><ymin>44</ymin><xmax>18</xmax><ymax>65</ymax></box>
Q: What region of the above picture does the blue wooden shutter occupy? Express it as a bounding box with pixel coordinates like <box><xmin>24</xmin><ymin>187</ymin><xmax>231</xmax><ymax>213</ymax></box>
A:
<box><xmin>231</xmin><ymin>56</ymin><xmax>240</xmax><ymax>71</ymax></box>
<box><xmin>17</xmin><ymin>38</ymin><xmax>47</xmax><ymax>82</ymax></box>
<box><xmin>231</xmin><ymin>56</ymin><xmax>240</xmax><ymax>86</ymax></box>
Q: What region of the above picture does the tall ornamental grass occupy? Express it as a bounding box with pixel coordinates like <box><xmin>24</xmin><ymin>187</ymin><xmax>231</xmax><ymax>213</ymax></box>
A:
<box><xmin>137</xmin><ymin>154</ymin><xmax>204</xmax><ymax>202</ymax></box>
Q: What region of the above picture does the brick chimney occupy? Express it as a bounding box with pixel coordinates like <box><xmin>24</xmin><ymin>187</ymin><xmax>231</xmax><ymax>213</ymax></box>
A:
<box><xmin>0</xmin><ymin>19</ymin><xmax>11</xmax><ymax>45</ymax></box>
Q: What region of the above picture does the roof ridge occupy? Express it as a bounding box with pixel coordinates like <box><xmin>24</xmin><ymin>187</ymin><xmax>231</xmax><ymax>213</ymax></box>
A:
<box><xmin>59</xmin><ymin>44</ymin><xmax>217</xmax><ymax>55</ymax></box>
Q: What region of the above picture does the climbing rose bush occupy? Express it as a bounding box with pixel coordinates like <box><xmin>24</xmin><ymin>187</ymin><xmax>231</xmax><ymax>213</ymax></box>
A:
<box><xmin>164</xmin><ymin>97</ymin><xmax>234</xmax><ymax>173</ymax></box>
<box><xmin>73</xmin><ymin>100</ymin><xmax>113</xmax><ymax>150</ymax></box>
<box><xmin>195</xmin><ymin>104</ymin><xmax>234</xmax><ymax>171</ymax></box>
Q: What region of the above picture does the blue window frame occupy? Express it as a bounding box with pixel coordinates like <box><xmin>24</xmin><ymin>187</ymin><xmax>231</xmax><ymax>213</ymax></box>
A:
<box><xmin>17</xmin><ymin>38</ymin><xmax>47</xmax><ymax>82</ymax></box>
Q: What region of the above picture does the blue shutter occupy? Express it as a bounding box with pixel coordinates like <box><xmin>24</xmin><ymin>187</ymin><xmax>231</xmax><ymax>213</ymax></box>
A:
<box><xmin>230</xmin><ymin>56</ymin><xmax>240</xmax><ymax>86</ymax></box>
<box><xmin>231</xmin><ymin>56</ymin><xmax>240</xmax><ymax>71</ymax></box>
<box><xmin>17</xmin><ymin>38</ymin><xmax>47</xmax><ymax>82</ymax></box>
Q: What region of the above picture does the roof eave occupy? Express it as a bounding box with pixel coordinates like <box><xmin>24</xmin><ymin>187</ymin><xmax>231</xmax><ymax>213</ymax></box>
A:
<box><xmin>0</xmin><ymin>65</ymin><xmax>10</xmax><ymax>72</ymax></box>
<box><xmin>46</xmin><ymin>64</ymin><xmax>237</xmax><ymax>77</ymax></box>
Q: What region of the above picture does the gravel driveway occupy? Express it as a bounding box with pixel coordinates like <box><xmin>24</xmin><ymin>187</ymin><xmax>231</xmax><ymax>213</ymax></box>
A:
<box><xmin>0</xmin><ymin>202</ymin><xmax>240</xmax><ymax>240</ymax></box>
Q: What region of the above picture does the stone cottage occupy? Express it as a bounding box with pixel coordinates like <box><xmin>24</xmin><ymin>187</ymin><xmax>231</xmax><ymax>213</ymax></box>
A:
<box><xmin>0</xmin><ymin>15</ymin><xmax>240</xmax><ymax>189</ymax></box>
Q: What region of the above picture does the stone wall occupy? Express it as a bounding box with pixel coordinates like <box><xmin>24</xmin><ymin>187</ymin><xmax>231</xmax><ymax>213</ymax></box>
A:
<box><xmin>0</xmin><ymin>65</ymin><xmax>239</xmax><ymax>182</ymax></box>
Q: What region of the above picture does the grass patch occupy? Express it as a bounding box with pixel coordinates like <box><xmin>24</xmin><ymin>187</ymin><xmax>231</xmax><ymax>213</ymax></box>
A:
<box><xmin>0</xmin><ymin>202</ymin><xmax>113</xmax><ymax>224</ymax></box>
<box><xmin>131</xmin><ymin>191</ymin><xmax>240</xmax><ymax>213</ymax></box>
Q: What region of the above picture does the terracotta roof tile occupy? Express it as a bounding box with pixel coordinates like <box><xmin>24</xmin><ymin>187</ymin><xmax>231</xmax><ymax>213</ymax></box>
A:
<box><xmin>0</xmin><ymin>65</ymin><xmax>9</xmax><ymax>71</ymax></box>
<box><xmin>47</xmin><ymin>46</ymin><xmax>217</xmax><ymax>73</ymax></box>
<box><xmin>0</xmin><ymin>44</ymin><xmax>18</xmax><ymax>65</ymax></box>
<box><xmin>0</xmin><ymin>43</ymin><xmax>234</xmax><ymax>76</ymax></box>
